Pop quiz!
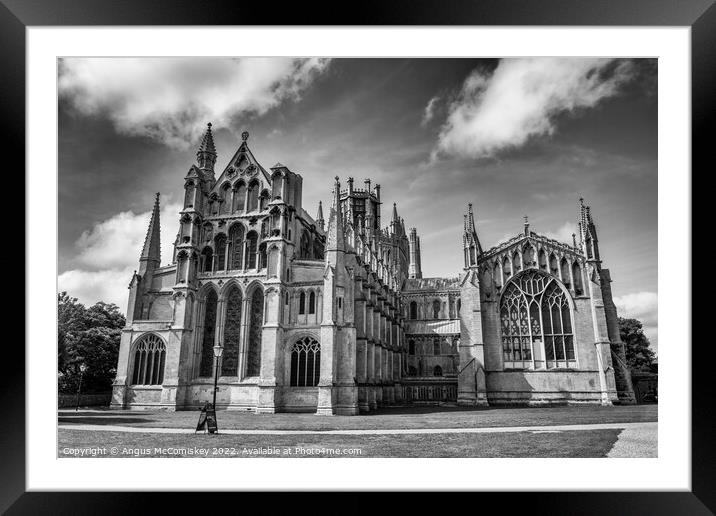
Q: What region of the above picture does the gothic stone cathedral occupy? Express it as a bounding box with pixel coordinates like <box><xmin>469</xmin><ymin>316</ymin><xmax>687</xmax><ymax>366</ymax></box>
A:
<box><xmin>111</xmin><ymin>125</ymin><xmax>636</xmax><ymax>414</ymax></box>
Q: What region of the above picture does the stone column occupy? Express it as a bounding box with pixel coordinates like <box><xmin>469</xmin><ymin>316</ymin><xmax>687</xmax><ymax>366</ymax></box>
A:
<box><xmin>587</xmin><ymin>264</ymin><xmax>617</xmax><ymax>405</ymax></box>
<box><xmin>366</xmin><ymin>340</ymin><xmax>376</xmax><ymax>410</ymax></box>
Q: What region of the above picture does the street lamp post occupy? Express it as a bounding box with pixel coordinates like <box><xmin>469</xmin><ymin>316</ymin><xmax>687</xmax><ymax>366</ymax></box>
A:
<box><xmin>75</xmin><ymin>363</ymin><xmax>87</xmax><ymax>412</ymax></box>
<box><xmin>212</xmin><ymin>344</ymin><xmax>223</xmax><ymax>411</ymax></box>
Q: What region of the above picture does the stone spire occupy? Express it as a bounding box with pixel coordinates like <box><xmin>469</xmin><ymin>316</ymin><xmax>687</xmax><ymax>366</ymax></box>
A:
<box><xmin>409</xmin><ymin>227</ymin><xmax>423</xmax><ymax>279</ymax></box>
<box><xmin>578</xmin><ymin>197</ymin><xmax>600</xmax><ymax>263</ymax></box>
<box><xmin>463</xmin><ymin>203</ymin><xmax>483</xmax><ymax>267</ymax></box>
<box><xmin>139</xmin><ymin>193</ymin><xmax>161</xmax><ymax>273</ymax></box>
<box><xmin>325</xmin><ymin>176</ymin><xmax>345</xmax><ymax>258</ymax></box>
<box><xmin>390</xmin><ymin>202</ymin><xmax>400</xmax><ymax>234</ymax></box>
<box><xmin>316</xmin><ymin>200</ymin><xmax>325</xmax><ymax>231</ymax></box>
<box><xmin>196</xmin><ymin>123</ymin><xmax>217</xmax><ymax>174</ymax></box>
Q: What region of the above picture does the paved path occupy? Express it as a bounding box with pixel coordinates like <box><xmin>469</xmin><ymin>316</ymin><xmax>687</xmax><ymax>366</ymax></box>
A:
<box><xmin>59</xmin><ymin>420</ymin><xmax>655</xmax><ymax>437</ymax></box>
<box><xmin>607</xmin><ymin>421</ymin><xmax>658</xmax><ymax>457</ymax></box>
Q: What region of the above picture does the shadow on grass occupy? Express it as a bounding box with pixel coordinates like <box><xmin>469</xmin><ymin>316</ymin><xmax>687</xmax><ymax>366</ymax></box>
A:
<box><xmin>58</xmin><ymin>416</ymin><xmax>155</xmax><ymax>426</ymax></box>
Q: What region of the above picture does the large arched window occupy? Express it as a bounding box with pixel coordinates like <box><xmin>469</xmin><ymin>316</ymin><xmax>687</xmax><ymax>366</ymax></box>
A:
<box><xmin>432</xmin><ymin>300</ymin><xmax>440</xmax><ymax>319</ymax></box>
<box><xmin>433</xmin><ymin>339</ymin><xmax>441</xmax><ymax>355</ymax></box>
<box><xmin>290</xmin><ymin>337</ymin><xmax>321</xmax><ymax>387</ymax></box>
<box><xmin>433</xmin><ymin>365</ymin><xmax>443</xmax><ymax>377</ymax></box>
<box><xmin>199</xmin><ymin>290</ymin><xmax>218</xmax><ymax>377</ymax></box>
<box><xmin>246</xmin><ymin>288</ymin><xmax>264</xmax><ymax>377</ymax></box>
<box><xmin>228</xmin><ymin>224</ymin><xmax>244</xmax><ymax>270</ymax></box>
<box><xmin>499</xmin><ymin>271</ymin><xmax>575</xmax><ymax>370</ymax></box>
<box><xmin>221</xmin><ymin>286</ymin><xmax>242</xmax><ymax>376</ymax></box>
<box><xmin>131</xmin><ymin>334</ymin><xmax>166</xmax><ymax>385</ymax></box>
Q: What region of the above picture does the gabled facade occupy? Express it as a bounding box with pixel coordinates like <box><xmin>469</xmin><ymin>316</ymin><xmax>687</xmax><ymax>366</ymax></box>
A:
<box><xmin>111</xmin><ymin>128</ymin><xmax>634</xmax><ymax>414</ymax></box>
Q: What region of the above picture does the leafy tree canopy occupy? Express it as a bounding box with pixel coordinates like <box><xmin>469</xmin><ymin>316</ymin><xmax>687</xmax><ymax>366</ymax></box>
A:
<box><xmin>618</xmin><ymin>317</ymin><xmax>657</xmax><ymax>372</ymax></box>
<box><xmin>58</xmin><ymin>292</ymin><xmax>125</xmax><ymax>393</ymax></box>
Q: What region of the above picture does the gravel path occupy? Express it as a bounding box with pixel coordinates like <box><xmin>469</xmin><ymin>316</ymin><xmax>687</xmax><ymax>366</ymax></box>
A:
<box><xmin>607</xmin><ymin>421</ymin><xmax>658</xmax><ymax>457</ymax></box>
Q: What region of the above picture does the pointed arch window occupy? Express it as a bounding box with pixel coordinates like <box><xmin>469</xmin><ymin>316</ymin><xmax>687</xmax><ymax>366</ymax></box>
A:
<box><xmin>499</xmin><ymin>271</ymin><xmax>576</xmax><ymax>370</ymax></box>
<box><xmin>409</xmin><ymin>301</ymin><xmax>418</xmax><ymax>320</ymax></box>
<box><xmin>299</xmin><ymin>291</ymin><xmax>306</xmax><ymax>314</ymax></box>
<box><xmin>131</xmin><ymin>334</ymin><xmax>166</xmax><ymax>385</ymax></box>
<box><xmin>234</xmin><ymin>182</ymin><xmax>246</xmax><ymax>212</ymax></box>
<box><xmin>289</xmin><ymin>337</ymin><xmax>321</xmax><ymax>387</ymax></box>
<box><xmin>433</xmin><ymin>365</ymin><xmax>443</xmax><ymax>377</ymax></box>
<box><xmin>432</xmin><ymin>300</ymin><xmax>441</xmax><ymax>319</ymax></box>
<box><xmin>199</xmin><ymin>290</ymin><xmax>218</xmax><ymax>377</ymax></box>
<box><xmin>245</xmin><ymin>231</ymin><xmax>258</xmax><ymax>269</ymax></box>
<box><xmin>215</xmin><ymin>234</ymin><xmax>227</xmax><ymax>271</ymax></box>
<box><xmin>228</xmin><ymin>224</ymin><xmax>244</xmax><ymax>270</ymax></box>
<box><xmin>247</xmin><ymin>181</ymin><xmax>259</xmax><ymax>212</ymax></box>
<box><xmin>408</xmin><ymin>340</ymin><xmax>416</xmax><ymax>355</ymax></box>
<box><xmin>246</xmin><ymin>288</ymin><xmax>264</xmax><ymax>377</ymax></box>
<box><xmin>308</xmin><ymin>291</ymin><xmax>316</xmax><ymax>314</ymax></box>
<box><xmin>221</xmin><ymin>286</ymin><xmax>242</xmax><ymax>376</ymax></box>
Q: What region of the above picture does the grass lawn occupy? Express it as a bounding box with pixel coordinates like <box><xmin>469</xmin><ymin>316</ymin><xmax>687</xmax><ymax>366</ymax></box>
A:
<box><xmin>58</xmin><ymin>427</ymin><xmax>621</xmax><ymax>458</ymax></box>
<box><xmin>59</xmin><ymin>404</ymin><xmax>657</xmax><ymax>432</ymax></box>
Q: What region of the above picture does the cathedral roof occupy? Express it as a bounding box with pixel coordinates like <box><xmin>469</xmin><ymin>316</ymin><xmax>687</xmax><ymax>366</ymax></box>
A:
<box><xmin>402</xmin><ymin>277</ymin><xmax>460</xmax><ymax>292</ymax></box>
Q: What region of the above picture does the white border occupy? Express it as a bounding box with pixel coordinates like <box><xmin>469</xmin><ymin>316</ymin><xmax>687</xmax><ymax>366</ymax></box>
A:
<box><xmin>28</xmin><ymin>27</ymin><xmax>690</xmax><ymax>491</ymax></box>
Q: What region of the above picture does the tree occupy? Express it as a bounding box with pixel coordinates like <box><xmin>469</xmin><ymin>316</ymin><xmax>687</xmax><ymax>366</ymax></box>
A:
<box><xmin>618</xmin><ymin>317</ymin><xmax>657</xmax><ymax>371</ymax></box>
<box><xmin>58</xmin><ymin>292</ymin><xmax>126</xmax><ymax>393</ymax></box>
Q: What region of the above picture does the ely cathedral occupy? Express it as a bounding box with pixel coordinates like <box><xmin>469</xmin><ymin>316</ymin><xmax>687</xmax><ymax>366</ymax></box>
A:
<box><xmin>111</xmin><ymin>124</ymin><xmax>636</xmax><ymax>414</ymax></box>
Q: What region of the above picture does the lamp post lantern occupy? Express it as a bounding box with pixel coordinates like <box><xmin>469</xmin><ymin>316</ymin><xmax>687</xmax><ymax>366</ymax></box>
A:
<box><xmin>212</xmin><ymin>344</ymin><xmax>223</xmax><ymax>410</ymax></box>
<box><xmin>75</xmin><ymin>363</ymin><xmax>87</xmax><ymax>412</ymax></box>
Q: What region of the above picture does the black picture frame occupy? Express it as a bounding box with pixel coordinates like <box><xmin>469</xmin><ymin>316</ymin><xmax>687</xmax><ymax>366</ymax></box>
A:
<box><xmin>4</xmin><ymin>0</ymin><xmax>709</xmax><ymax>513</ymax></box>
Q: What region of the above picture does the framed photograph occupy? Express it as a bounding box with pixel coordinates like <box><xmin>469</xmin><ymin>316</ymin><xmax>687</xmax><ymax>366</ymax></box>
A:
<box><xmin>6</xmin><ymin>0</ymin><xmax>710</xmax><ymax>512</ymax></box>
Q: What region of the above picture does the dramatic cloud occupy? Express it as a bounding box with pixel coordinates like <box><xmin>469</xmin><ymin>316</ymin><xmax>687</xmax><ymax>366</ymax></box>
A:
<box><xmin>421</xmin><ymin>95</ymin><xmax>441</xmax><ymax>127</ymax></box>
<box><xmin>59</xmin><ymin>57</ymin><xmax>331</xmax><ymax>148</ymax></box>
<box><xmin>74</xmin><ymin>201</ymin><xmax>183</xmax><ymax>270</ymax></box>
<box><xmin>614</xmin><ymin>291</ymin><xmax>658</xmax><ymax>351</ymax></box>
<box><xmin>432</xmin><ymin>58</ymin><xmax>636</xmax><ymax>160</ymax></box>
<box><xmin>59</xmin><ymin>201</ymin><xmax>183</xmax><ymax>312</ymax></box>
<box><xmin>58</xmin><ymin>266</ymin><xmax>136</xmax><ymax>312</ymax></box>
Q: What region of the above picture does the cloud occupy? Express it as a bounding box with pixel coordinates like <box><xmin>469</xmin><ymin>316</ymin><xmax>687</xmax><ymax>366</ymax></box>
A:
<box><xmin>614</xmin><ymin>291</ymin><xmax>658</xmax><ymax>351</ymax></box>
<box><xmin>543</xmin><ymin>222</ymin><xmax>578</xmax><ymax>246</ymax></box>
<box><xmin>75</xmin><ymin>201</ymin><xmax>183</xmax><ymax>271</ymax></box>
<box><xmin>58</xmin><ymin>267</ymin><xmax>136</xmax><ymax>312</ymax></box>
<box><xmin>421</xmin><ymin>95</ymin><xmax>441</xmax><ymax>127</ymax></box>
<box><xmin>614</xmin><ymin>291</ymin><xmax>658</xmax><ymax>327</ymax></box>
<box><xmin>60</xmin><ymin>200</ymin><xmax>183</xmax><ymax>312</ymax></box>
<box><xmin>59</xmin><ymin>57</ymin><xmax>331</xmax><ymax>149</ymax></box>
<box><xmin>432</xmin><ymin>58</ymin><xmax>636</xmax><ymax>160</ymax></box>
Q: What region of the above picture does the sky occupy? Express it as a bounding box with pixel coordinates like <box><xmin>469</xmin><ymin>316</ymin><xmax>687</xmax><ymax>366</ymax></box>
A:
<box><xmin>58</xmin><ymin>57</ymin><xmax>658</xmax><ymax>351</ymax></box>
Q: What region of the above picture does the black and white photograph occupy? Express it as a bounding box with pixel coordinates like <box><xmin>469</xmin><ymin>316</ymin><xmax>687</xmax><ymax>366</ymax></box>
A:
<box><xmin>56</xmin><ymin>56</ymin><xmax>659</xmax><ymax>459</ymax></box>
